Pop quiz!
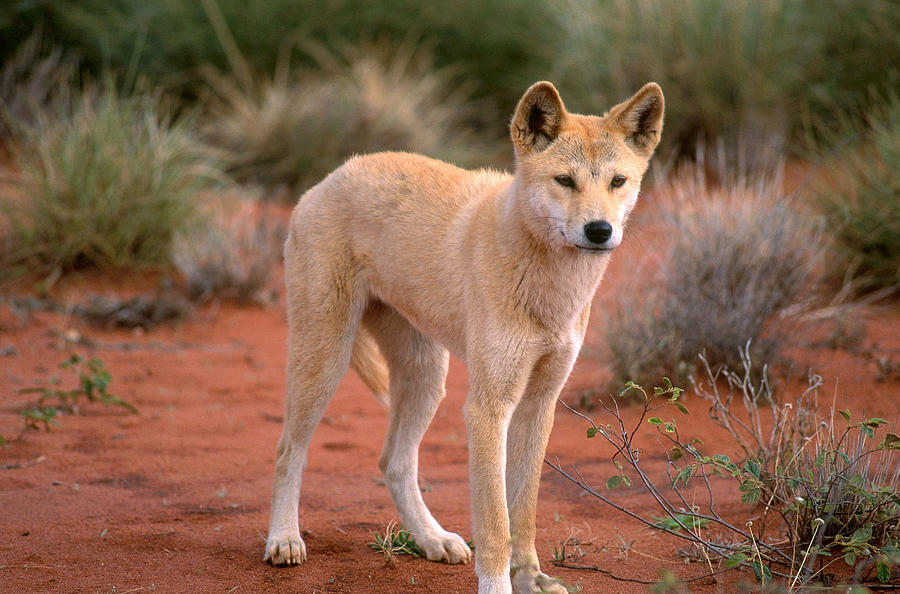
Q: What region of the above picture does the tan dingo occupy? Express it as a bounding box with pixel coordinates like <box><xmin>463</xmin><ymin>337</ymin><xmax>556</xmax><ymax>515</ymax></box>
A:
<box><xmin>265</xmin><ymin>81</ymin><xmax>664</xmax><ymax>593</ymax></box>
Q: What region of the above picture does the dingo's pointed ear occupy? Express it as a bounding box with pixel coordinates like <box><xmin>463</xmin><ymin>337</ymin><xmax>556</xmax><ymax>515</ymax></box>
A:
<box><xmin>609</xmin><ymin>83</ymin><xmax>664</xmax><ymax>156</ymax></box>
<box><xmin>511</xmin><ymin>81</ymin><xmax>566</xmax><ymax>153</ymax></box>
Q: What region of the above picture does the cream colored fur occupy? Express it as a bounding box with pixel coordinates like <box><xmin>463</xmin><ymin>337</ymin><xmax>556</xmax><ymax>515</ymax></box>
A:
<box><xmin>264</xmin><ymin>81</ymin><xmax>664</xmax><ymax>594</ymax></box>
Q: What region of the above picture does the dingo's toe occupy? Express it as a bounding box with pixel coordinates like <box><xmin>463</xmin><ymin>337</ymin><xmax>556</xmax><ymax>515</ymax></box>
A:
<box><xmin>418</xmin><ymin>529</ymin><xmax>472</xmax><ymax>564</ymax></box>
<box><xmin>264</xmin><ymin>533</ymin><xmax>307</xmax><ymax>566</ymax></box>
<box><xmin>512</xmin><ymin>566</ymin><xmax>569</xmax><ymax>593</ymax></box>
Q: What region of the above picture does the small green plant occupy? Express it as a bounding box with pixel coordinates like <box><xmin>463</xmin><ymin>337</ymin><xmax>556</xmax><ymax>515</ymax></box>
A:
<box><xmin>547</xmin><ymin>352</ymin><xmax>900</xmax><ymax>589</ymax></box>
<box><xmin>19</xmin><ymin>406</ymin><xmax>61</xmax><ymax>432</ymax></box>
<box><xmin>368</xmin><ymin>521</ymin><xmax>425</xmax><ymax>563</ymax></box>
<box><xmin>15</xmin><ymin>354</ymin><xmax>137</xmax><ymax>439</ymax></box>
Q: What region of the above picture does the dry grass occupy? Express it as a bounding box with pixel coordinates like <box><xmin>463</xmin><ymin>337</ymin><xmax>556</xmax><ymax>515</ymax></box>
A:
<box><xmin>606</xmin><ymin>161</ymin><xmax>824</xmax><ymax>391</ymax></box>
<box><xmin>172</xmin><ymin>198</ymin><xmax>285</xmax><ymax>304</ymax></box>
<box><xmin>0</xmin><ymin>26</ymin><xmax>78</xmax><ymax>136</ymax></box>
<box><xmin>203</xmin><ymin>42</ymin><xmax>484</xmax><ymax>197</ymax></box>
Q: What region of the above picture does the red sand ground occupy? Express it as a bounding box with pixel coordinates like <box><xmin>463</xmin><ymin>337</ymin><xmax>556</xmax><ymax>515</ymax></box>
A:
<box><xmin>1</xmin><ymin>206</ymin><xmax>897</xmax><ymax>593</ymax></box>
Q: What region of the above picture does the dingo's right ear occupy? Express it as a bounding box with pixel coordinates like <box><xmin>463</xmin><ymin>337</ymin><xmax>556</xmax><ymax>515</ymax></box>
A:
<box><xmin>511</xmin><ymin>81</ymin><xmax>566</xmax><ymax>153</ymax></box>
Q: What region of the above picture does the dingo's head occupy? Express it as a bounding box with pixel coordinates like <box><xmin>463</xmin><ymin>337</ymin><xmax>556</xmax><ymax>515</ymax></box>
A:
<box><xmin>510</xmin><ymin>81</ymin><xmax>664</xmax><ymax>253</ymax></box>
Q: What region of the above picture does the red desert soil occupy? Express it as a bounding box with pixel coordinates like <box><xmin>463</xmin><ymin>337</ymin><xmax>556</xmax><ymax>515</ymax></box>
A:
<box><xmin>1</xmin><ymin>205</ymin><xmax>898</xmax><ymax>593</ymax></box>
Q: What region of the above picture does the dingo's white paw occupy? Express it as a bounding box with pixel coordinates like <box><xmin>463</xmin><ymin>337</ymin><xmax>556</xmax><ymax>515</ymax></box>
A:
<box><xmin>512</xmin><ymin>566</ymin><xmax>569</xmax><ymax>593</ymax></box>
<box><xmin>418</xmin><ymin>529</ymin><xmax>472</xmax><ymax>564</ymax></box>
<box><xmin>478</xmin><ymin>574</ymin><xmax>513</xmax><ymax>594</ymax></box>
<box><xmin>264</xmin><ymin>533</ymin><xmax>307</xmax><ymax>566</ymax></box>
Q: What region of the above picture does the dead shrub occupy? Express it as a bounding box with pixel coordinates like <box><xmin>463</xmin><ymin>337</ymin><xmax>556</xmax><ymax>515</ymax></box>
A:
<box><xmin>172</xmin><ymin>199</ymin><xmax>285</xmax><ymax>305</ymax></box>
<box><xmin>606</xmin><ymin>162</ymin><xmax>824</xmax><ymax>391</ymax></box>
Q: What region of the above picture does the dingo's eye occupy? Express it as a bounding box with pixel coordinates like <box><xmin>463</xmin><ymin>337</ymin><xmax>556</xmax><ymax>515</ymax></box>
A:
<box><xmin>610</xmin><ymin>174</ymin><xmax>627</xmax><ymax>189</ymax></box>
<box><xmin>554</xmin><ymin>174</ymin><xmax>575</xmax><ymax>188</ymax></box>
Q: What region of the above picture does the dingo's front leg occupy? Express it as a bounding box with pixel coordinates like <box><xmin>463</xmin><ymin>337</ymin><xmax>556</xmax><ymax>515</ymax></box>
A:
<box><xmin>465</xmin><ymin>340</ymin><xmax>535</xmax><ymax>594</ymax></box>
<box><xmin>507</xmin><ymin>347</ymin><xmax>579</xmax><ymax>594</ymax></box>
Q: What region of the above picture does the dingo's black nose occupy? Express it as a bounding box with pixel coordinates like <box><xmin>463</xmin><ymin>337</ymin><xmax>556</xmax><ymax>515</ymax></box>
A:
<box><xmin>584</xmin><ymin>220</ymin><xmax>613</xmax><ymax>244</ymax></box>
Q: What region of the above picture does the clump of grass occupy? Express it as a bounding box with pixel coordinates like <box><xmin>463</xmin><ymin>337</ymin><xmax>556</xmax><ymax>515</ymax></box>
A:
<box><xmin>1</xmin><ymin>80</ymin><xmax>218</xmax><ymax>276</ymax></box>
<box><xmin>606</xmin><ymin>163</ymin><xmax>823</xmax><ymax>390</ymax></box>
<box><xmin>172</xmin><ymin>199</ymin><xmax>285</xmax><ymax>304</ymax></box>
<box><xmin>368</xmin><ymin>521</ymin><xmax>425</xmax><ymax>563</ymax></box>
<box><xmin>810</xmin><ymin>93</ymin><xmax>900</xmax><ymax>296</ymax></box>
<box><xmin>203</xmin><ymin>42</ymin><xmax>483</xmax><ymax>196</ymax></box>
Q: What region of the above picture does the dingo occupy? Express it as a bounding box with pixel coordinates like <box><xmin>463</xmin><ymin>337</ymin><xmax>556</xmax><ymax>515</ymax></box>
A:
<box><xmin>265</xmin><ymin>81</ymin><xmax>664</xmax><ymax>593</ymax></box>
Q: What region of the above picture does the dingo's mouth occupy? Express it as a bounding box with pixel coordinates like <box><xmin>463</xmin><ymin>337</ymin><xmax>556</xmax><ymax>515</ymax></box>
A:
<box><xmin>574</xmin><ymin>244</ymin><xmax>614</xmax><ymax>253</ymax></box>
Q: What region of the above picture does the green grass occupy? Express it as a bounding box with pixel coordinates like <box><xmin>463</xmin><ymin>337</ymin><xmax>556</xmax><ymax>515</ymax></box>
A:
<box><xmin>811</xmin><ymin>94</ymin><xmax>900</xmax><ymax>294</ymax></box>
<box><xmin>552</xmin><ymin>0</ymin><xmax>900</xmax><ymax>167</ymax></box>
<box><xmin>3</xmin><ymin>1</ymin><xmax>897</xmax><ymax>165</ymax></box>
<box><xmin>368</xmin><ymin>522</ymin><xmax>426</xmax><ymax>562</ymax></box>
<box><xmin>1</xmin><ymin>81</ymin><xmax>218</xmax><ymax>276</ymax></box>
<box><xmin>3</xmin><ymin>0</ymin><xmax>555</xmax><ymax>110</ymax></box>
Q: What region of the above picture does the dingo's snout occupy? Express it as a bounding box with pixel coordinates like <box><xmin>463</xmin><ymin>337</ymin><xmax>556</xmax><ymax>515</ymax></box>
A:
<box><xmin>583</xmin><ymin>220</ymin><xmax>613</xmax><ymax>246</ymax></box>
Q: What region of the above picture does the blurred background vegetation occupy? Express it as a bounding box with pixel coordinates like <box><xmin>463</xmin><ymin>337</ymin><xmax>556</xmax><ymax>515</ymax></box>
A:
<box><xmin>1</xmin><ymin>0</ymin><xmax>898</xmax><ymax>374</ymax></box>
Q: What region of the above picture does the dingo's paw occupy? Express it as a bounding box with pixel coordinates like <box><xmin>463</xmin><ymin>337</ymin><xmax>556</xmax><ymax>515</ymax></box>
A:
<box><xmin>264</xmin><ymin>532</ymin><xmax>307</xmax><ymax>566</ymax></box>
<box><xmin>512</xmin><ymin>566</ymin><xmax>569</xmax><ymax>594</ymax></box>
<box><xmin>417</xmin><ymin>529</ymin><xmax>472</xmax><ymax>564</ymax></box>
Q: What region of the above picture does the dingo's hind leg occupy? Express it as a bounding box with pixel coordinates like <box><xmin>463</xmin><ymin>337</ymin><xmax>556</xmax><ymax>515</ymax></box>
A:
<box><xmin>265</xmin><ymin>239</ymin><xmax>366</xmax><ymax>566</ymax></box>
<box><xmin>365</xmin><ymin>303</ymin><xmax>472</xmax><ymax>564</ymax></box>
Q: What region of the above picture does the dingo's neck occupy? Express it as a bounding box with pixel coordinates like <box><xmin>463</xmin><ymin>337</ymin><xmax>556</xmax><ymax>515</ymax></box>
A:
<box><xmin>491</xmin><ymin>179</ymin><xmax>610</xmax><ymax>333</ymax></box>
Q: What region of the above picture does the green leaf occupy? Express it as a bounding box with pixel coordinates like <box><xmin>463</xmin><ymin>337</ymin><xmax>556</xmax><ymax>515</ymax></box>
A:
<box><xmin>672</xmin><ymin>401</ymin><xmax>689</xmax><ymax>415</ymax></box>
<box><xmin>751</xmin><ymin>560</ymin><xmax>772</xmax><ymax>583</ymax></box>
<box><xmin>744</xmin><ymin>459</ymin><xmax>761</xmax><ymax>478</ymax></box>
<box><xmin>664</xmin><ymin>422</ymin><xmax>676</xmax><ymax>433</ymax></box>
<box><xmin>850</xmin><ymin>525</ymin><xmax>873</xmax><ymax>544</ymax></box>
<box><xmin>865</xmin><ymin>417</ymin><xmax>888</xmax><ymax>426</ymax></box>
<box><xmin>862</xmin><ymin>425</ymin><xmax>875</xmax><ymax>439</ymax></box>
<box><xmin>586</xmin><ymin>427</ymin><xmax>599</xmax><ymax>438</ymax></box>
<box><xmin>648</xmin><ymin>417</ymin><xmax>663</xmax><ymax>425</ymax></box>
<box><xmin>672</xmin><ymin>466</ymin><xmax>694</xmax><ymax>487</ymax></box>
<box><xmin>725</xmin><ymin>552</ymin><xmax>747</xmax><ymax>569</ymax></box>
<box><xmin>739</xmin><ymin>480</ymin><xmax>761</xmax><ymax>504</ymax></box>
<box><xmin>606</xmin><ymin>475</ymin><xmax>622</xmax><ymax>489</ymax></box>
<box><xmin>877</xmin><ymin>561</ymin><xmax>891</xmax><ymax>583</ymax></box>
<box><xmin>670</xmin><ymin>446</ymin><xmax>683</xmax><ymax>461</ymax></box>
<box><xmin>839</xmin><ymin>409</ymin><xmax>851</xmax><ymax>423</ymax></box>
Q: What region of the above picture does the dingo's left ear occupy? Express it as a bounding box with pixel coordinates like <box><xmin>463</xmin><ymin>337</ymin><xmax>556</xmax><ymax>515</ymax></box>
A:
<box><xmin>511</xmin><ymin>81</ymin><xmax>567</xmax><ymax>153</ymax></box>
<box><xmin>609</xmin><ymin>83</ymin><xmax>665</xmax><ymax>156</ymax></box>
